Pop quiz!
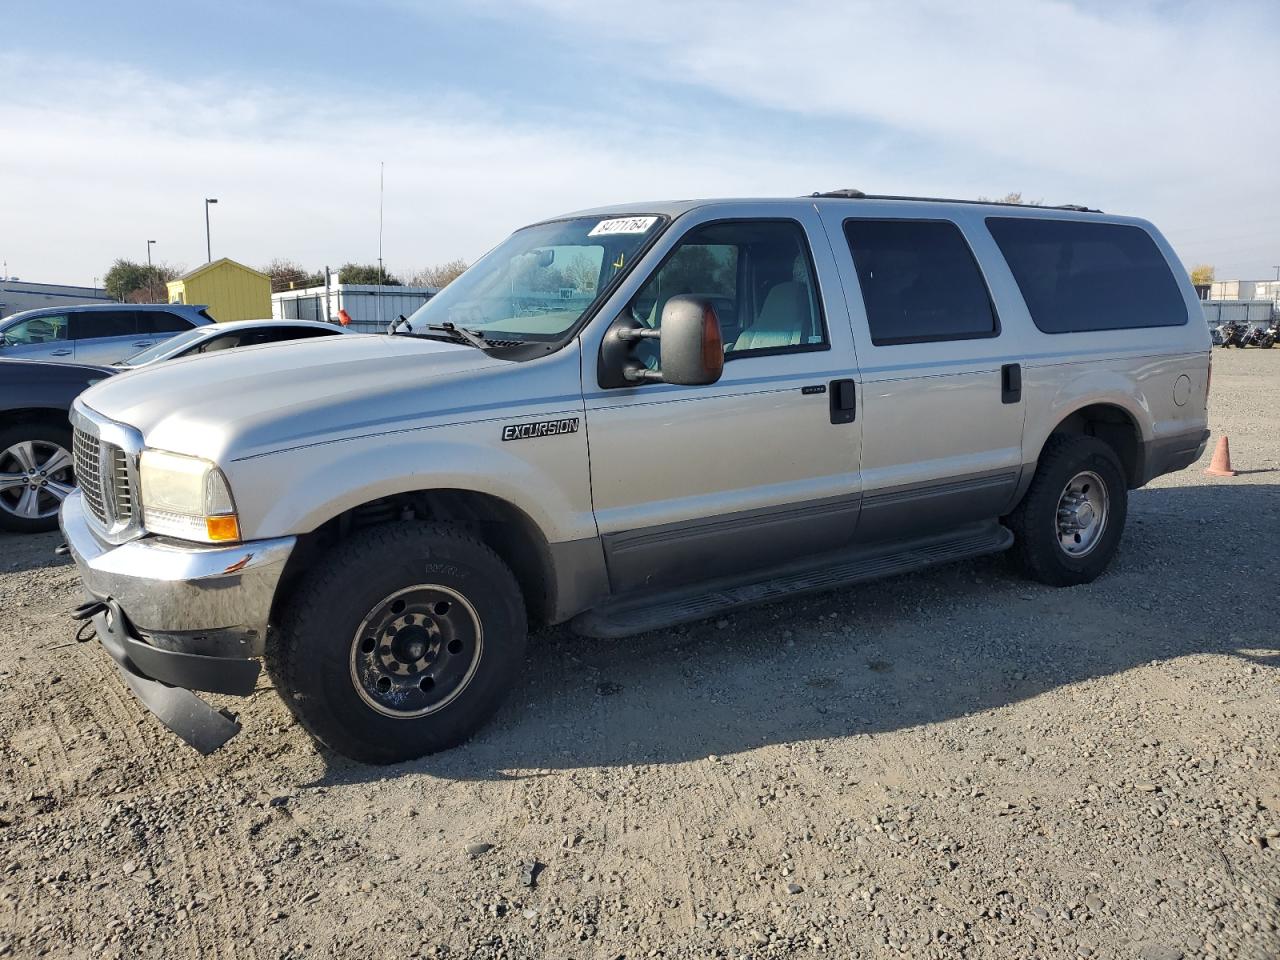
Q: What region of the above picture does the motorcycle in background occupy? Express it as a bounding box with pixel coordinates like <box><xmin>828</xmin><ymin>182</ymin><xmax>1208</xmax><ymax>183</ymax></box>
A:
<box><xmin>1218</xmin><ymin>320</ymin><xmax>1245</xmax><ymax>347</ymax></box>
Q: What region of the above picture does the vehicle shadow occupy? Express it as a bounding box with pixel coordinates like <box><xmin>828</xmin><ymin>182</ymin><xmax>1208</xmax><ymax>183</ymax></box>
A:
<box><xmin>305</xmin><ymin>481</ymin><xmax>1280</xmax><ymax>785</ymax></box>
<box><xmin>0</xmin><ymin>529</ymin><xmax>71</xmax><ymax>574</ymax></box>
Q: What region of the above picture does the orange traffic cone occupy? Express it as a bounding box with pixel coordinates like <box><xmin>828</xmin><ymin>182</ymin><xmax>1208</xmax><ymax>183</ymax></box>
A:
<box><xmin>1204</xmin><ymin>436</ymin><xmax>1236</xmax><ymax>477</ymax></box>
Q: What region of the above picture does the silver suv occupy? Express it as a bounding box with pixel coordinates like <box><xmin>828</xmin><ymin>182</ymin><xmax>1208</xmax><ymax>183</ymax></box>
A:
<box><xmin>0</xmin><ymin>303</ymin><xmax>213</xmax><ymax>365</ymax></box>
<box><xmin>59</xmin><ymin>193</ymin><xmax>1210</xmax><ymax>762</ymax></box>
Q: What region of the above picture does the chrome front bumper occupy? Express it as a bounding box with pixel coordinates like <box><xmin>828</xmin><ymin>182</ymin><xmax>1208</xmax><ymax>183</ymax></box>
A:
<box><xmin>60</xmin><ymin>490</ymin><xmax>295</xmax><ymax>656</ymax></box>
<box><xmin>59</xmin><ymin>490</ymin><xmax>297</xmax><ymax>753</ymax></box>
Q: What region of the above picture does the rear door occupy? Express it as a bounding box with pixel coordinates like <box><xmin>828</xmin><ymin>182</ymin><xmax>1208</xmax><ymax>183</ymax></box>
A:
<box><xmin>70</xmin><ymin>309</ymin><xmax>142</xmax><ymax>363</ymax></box>
<box><xmin>583</xmin><ymin>205</ymin><xmax>864</xmax><ymax>594</ymax></box>
<box><xmin>818</xmin><ymin>206</ymin><xmax>1028</xmax><ymax>542</ymax></box>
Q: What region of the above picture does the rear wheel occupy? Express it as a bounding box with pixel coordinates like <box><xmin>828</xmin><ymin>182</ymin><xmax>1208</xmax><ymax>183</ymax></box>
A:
<box><xmin>1006</xmin><ymin>435</ymin><xmax>1128</xmax><ymax>586</ymax></box>
<box><xmin>268</xmin><ymin>522</ymin><xmax>527</xmax><ymax>763</ymax></box>
<box><xmin>0</xmin><ymin>423</ymin><xmax>76</xmax><ymax>534</ymax></box>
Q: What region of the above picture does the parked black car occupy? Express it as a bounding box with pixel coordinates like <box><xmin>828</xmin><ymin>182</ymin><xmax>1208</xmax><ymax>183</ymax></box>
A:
<box><xmin>0</xmin><ymin>358</ymin><xmax>115</xmax><ymax>532</ymax></box>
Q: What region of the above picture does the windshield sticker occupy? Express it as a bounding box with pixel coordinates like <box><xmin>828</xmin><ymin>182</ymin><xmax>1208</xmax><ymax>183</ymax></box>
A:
<box><xmin>588</xmin><ymin>216</ymin><xmax>658</xmax><ymax>237</ymax></box>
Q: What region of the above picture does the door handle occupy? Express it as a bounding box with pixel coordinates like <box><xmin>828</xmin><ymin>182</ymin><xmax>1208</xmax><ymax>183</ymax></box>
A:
<box><xmin>133</xmin><ymin>341</ymin><xmax>154</xmax><ymax>347</ymax></box>
<box><xmin>829</xmin><ymin>378</ymin><xmax>857</xmax><ymax>424</ymax></box>
<box><xmin>1001</xmin><ymin>363</ymin><xmax>1022</xmax><ymax>404</ymax></box>
<box><xmin>52</xmin><ymin>349</ymin><xmax>72</xmax><ymax>356</ymax></box>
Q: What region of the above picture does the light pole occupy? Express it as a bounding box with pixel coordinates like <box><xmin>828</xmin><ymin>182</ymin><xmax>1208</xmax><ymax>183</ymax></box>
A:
<box><xmin>146</xmin><ymin>240</ymin><xmax>157</xmax><ymax>302</ymax></box>
<box><xmin>204</xmin><ymin>198</ymin><xmax>218</xmax><ymax>262</ymax></box>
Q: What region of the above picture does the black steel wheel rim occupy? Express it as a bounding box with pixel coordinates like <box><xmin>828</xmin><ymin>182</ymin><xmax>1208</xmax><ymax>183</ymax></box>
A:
<box><xmin>348</xmin><ymin>584</ymin><xmax>483</xmax><ymax>718</ymax></box>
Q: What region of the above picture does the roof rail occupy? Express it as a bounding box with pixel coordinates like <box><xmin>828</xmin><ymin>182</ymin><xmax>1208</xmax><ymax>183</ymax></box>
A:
<box><xmin>809</xmin><ymin>190</ymin><xmax>1101</xmax><ymax>213</ymax></box>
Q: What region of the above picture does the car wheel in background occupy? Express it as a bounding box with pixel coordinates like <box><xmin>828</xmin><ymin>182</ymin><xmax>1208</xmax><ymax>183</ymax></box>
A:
<box><xmin>0</xmin><ymin>423</ymin><xmax>76</xmax><ymax>534</ymax></box>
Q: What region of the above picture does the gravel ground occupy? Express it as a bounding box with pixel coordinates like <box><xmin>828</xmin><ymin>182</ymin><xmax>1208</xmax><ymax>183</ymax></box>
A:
<box><xmin>1</xmin><ymin>349</ymin><xmax>1277</xmax><ymax>960</ymax></box>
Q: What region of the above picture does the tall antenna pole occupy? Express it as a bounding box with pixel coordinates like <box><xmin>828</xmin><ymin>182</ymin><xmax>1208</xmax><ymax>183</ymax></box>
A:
<box><xmin>377</xmin><ymin>161</ymin><xmax>385</xmax><ymax>330</ymax></box>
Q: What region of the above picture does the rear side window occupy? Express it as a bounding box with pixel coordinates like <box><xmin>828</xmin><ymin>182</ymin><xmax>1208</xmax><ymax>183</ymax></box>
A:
<box><xmin>844</xmin><ymin>219</ymin><xmax>997</xmax><ymax>345</ymax></box>
<box><xmin>72</xmin><ymin>310</ymin><xmax>136</xmax><ymax>339</ymax></box>
<box><xmin>138</xmin><ymin>310</ymin><xmax>194</xmax><ymax>334</ymax></box>
<box><xmin>985</xmin><ymin>218</ymin><xmax>1188</xmax><ymax>334</ymax></box>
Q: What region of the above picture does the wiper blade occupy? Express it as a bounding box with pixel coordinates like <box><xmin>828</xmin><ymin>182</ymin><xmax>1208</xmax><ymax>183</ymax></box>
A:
<box><xmin>392</xmin><ymin>320</ymin><xmax>490</xmax><ymax>349</ymax></box>
<box><xmin>431</xmin><ymin>322</ymin><xmax>489</xmax><ymax>349</ymax></box>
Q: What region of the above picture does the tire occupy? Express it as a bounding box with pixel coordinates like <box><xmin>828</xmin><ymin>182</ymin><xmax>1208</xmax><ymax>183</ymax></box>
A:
<box><xmin>1005</xmin><ymin>435</ymin><xmax>1128</xmax><ymax>587</ymax></box>
<box><xmin>267</xmin><ymin>522</ymin><xmax>527</xmax><ymax>764</ymax></box>
<box><xmin>0</xmin><ymin>422</ymin><xmax>76</xmax><ymax>534</ymax></box>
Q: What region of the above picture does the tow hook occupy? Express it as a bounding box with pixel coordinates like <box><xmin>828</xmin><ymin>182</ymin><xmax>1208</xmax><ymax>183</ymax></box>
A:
<box><xmin>69</xmin><ymin>599</ymin><xmax>111</xmax><ymax>622</ymax></box>
<box><xmin>53</xmin><ymin>542</ymin><xmax>70</xmax><ymax>557</ymax></box>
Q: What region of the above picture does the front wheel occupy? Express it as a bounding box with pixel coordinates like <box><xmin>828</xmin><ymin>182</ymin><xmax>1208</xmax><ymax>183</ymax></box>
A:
<box><xmin>268</xmin><ymin>522</ymin><xmax>527</xmax><ymax>764</ymax></box>
<box><xmin>1005</xmin><ymin>435</ymin><xmax>1128</xmax><ymax>587</ymax></box>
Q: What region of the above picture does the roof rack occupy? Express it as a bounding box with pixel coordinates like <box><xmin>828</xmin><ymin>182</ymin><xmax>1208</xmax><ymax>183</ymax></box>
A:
<box><xmin>809</xmin><ymin>189</ymin><xmax>1101</xmax><ymax>213</ymax></box>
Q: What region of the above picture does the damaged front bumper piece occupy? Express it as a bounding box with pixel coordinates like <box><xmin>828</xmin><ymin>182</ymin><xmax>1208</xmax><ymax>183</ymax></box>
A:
<box><xmin>59</xmin><ymin>490</ymin><xmax>296</xmax><ymax>753</ymax></box>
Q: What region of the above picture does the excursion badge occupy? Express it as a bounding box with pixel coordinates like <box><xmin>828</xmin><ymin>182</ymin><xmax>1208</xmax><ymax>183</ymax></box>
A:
<box><xmin>501</xmin><ymin>417</ymin><xmax>580</xmax><ymax>442</ymax></box>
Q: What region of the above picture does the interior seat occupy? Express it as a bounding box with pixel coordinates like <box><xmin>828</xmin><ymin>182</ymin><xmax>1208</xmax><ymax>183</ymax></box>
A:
<box><xmin>734</xmin><ymin>281</ymin><xmax>809</xmax><ymax>351</ymax></box>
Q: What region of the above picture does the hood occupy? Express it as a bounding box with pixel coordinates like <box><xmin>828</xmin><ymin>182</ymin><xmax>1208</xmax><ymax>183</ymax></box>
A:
<box><xmin>78</xmin><ymin>334</ymin><xmax>510</xmax><ymax>461</ymax></box>
<box><xmin>0</xmin><ymin>358</ymin><xmax>117</xmax><ymax>384</ymax></box>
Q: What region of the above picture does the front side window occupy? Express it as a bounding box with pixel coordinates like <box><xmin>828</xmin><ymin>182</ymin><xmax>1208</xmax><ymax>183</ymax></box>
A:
<box><xmin>1</xmin><ymin>313</ymin><xmax>68</xmax><ymax>345</ymax></box>
<box><xmin>985</xmin><ymin>218</ymin><xmax>1188</xmax><ymax>333</ymax></box>
<box><xmin>845</xmin><ymin>219</ymin><xmax>998</xmax><ymax>345</ymax></box>
<box><xmin>403</xmin><ymin>215</ymin><xmax>665</xmax><ymax>342</ymax></box>
<box><xmin>629</xmin><ymin>220</ymin><xmax>826</xmax><ymax>357</ymax></box>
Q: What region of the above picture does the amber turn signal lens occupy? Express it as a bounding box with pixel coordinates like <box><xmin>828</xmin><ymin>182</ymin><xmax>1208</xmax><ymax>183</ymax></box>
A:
<box><xmin>205</xmin><ymin>515</ymin><xmax>241</xmax><ymax>542</ymax></box>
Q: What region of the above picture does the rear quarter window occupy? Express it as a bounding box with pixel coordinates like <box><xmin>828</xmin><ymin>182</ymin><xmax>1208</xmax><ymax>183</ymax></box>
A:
<box><xmin>985</xmin><ymin>218</ymin><xmax>1188</xmax><ymax>334</ymax></box>
<box><xmin>138</xmin><ymin>310</ymin><xmax>195</xmax><ymax>334</ymax></box>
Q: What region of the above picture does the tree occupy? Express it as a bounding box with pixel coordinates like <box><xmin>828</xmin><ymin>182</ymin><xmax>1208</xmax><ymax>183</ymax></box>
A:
<box><xmin>408</xmin><ymin>259</ymin><xmax>469</xmax><ymax>289</ymax></box>
<box><xmin>977</xmin><ymin>192</ymin><xmax>1043</xmax><ymax>205</ymax></box>
<box><xmin>1190</xmin><ymin>264</ymin><xmax>1215</xmax><ymax>286</ymax></box>
<box><xmin>338</xmin><ymin>263</ymin><xmax>402</xmax><ymax>285</ymax></box>
<box><xmin>262</xmin><ymin>258</ymin><xmax>324</xmax><ymax>292</ymax></box>
<box><xmin>103</xmin><ymin>258</ymin><xmax>184</xmax><ymax>303</ymax></box>
<box><xmin>559</xmin><ymin>254</ymin><xmax>599</xmax><ymax>294</ymax></box>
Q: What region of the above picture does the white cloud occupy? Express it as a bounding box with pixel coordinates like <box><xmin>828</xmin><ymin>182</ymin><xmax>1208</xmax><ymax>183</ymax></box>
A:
<box><xmin>0</xmin><ymin>54</ymin><xmax>891</xmax><ymax>285</ymax></box>
<box><xmin>3</xmin><ymin>0</ymin><xmax>1279</xmax><ymax>284</ymax></box>
<box><xmin>488</xmin><ymin>0</ymin><xmax>1280</xmax><ymax>274</ymax></box>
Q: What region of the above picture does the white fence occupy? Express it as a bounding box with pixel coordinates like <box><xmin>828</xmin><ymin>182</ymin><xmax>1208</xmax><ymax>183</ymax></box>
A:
<box><xmin>272</xmin><ymin>283</ymin><xmax>439</xmax><ymax>334</ymax></box>
<box><xmin>1201</xmin><ymin>300</ymin><xmax>1275</xmax><ymax>328</ymax></box>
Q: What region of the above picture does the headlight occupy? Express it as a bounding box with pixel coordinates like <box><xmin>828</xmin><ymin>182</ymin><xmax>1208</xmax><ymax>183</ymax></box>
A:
<box><xmin>138</xmin><ymin>450</ymin><xmax>241</xmax><ymax>543</ymax></box>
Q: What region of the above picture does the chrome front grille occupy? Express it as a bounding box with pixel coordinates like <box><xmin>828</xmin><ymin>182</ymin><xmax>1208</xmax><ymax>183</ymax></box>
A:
<box><xmin>73</xmin><ymin>427</ymin><xmax>109</xmax><ymax>525</ymax></box>
<box><xmin>109</xmin><ymin>446</ymin><xmax>134</xmax><ymax>523</ymax></box>
<box><xmin>70</xmin><ymin>406</ymin><xmax>143</xmax><ymax>542</ymax></box>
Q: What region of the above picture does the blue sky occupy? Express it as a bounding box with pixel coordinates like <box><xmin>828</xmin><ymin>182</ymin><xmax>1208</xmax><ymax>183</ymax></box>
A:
<box><xmin>2</xmin><ymin>0</ymin><xmax>1278</xmax><ymax>285</ymax></box>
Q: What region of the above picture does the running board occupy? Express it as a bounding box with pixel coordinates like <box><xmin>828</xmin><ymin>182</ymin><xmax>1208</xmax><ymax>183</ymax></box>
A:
<box><xmin>572</xmin><ymin>521</ymin><xmax>1013</xmax><ymax>639</ymax></box>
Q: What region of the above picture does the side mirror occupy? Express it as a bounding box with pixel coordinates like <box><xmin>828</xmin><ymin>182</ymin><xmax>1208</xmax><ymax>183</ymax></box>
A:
<box><xmin>598</xmin><ymin>295</ymin><xmax>725</xmax><ymax>388</ymax></box>
<box><xmin>652</xmin><ymin>296</ymin><xmax>724</xmax><ymax>385</ymax></box>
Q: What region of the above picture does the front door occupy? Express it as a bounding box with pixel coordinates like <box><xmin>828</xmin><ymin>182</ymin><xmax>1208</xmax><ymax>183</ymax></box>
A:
<box><xmin>819</xmin><ymin>209</ymin><xmax>1027</xmax><ymax>543</ymax></box>
<box><xmin>0</xmin><ymin>313</ymin><xmax>73</xmax><ymax>360</ymax></box>
<box><xmin>584</xmin><ymin>210</ymin><xmax>863</xmax><ymax>595</ymax></box>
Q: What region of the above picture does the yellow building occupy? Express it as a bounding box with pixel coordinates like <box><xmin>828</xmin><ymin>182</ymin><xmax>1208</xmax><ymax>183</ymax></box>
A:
<box><xmin>166</xmin><ymin>258</ymin><xmax>271</xmax><ymax>322</ymax></box>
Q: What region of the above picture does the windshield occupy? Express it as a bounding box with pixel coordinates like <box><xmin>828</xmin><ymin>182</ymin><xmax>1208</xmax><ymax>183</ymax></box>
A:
<box><xmin>402</xmin><ymin>215</ymin><xmax>665</xmax><ymax>341</ymax></box>
<box><xmin>119</xmin><ymin>327</ymin><xmax>207</xmax><ymax>366</ymax></box>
